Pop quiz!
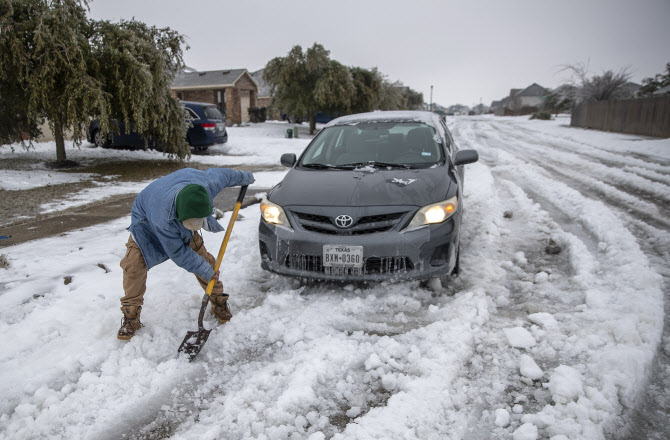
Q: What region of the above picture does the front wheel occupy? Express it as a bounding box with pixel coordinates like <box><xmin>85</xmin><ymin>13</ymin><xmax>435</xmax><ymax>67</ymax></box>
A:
<box><xmin>93</xmin><ymin>130</ymin><xmax>109</xmax><ymax>148</ymax></box>
<box><xmin>451</xmin><ymin>243</ymin><xmax>460</xmax><ymax>276</ymax></box>
<box><xmin>428</xmin><ymin>244</ymin><xmax>460</xmax><ymax>291</ymax></box>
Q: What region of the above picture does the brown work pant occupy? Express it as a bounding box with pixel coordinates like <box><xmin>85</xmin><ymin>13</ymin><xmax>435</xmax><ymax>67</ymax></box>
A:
<box><xmin>119</xmin><ymin>232</ymin><xmax>223</xmax><ymax>307</ymax></box>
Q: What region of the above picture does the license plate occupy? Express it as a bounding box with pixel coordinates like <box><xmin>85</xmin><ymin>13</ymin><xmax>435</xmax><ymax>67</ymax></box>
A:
<box><xmin>216</xmin><ymin>123</ymin><xmax>224</xmax><ymax>131</ymax></box>
<box><xmin>323</xmin><ymin>245</ymin><xmax>363</xmax><ymax>268</ymax></box>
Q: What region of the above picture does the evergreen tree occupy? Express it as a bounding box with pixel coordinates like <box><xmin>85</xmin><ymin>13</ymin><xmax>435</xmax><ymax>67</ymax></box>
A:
<box><xmin>377</xmin><ymin>79</ymin><xmax>405</xmax><ymax>111</ymax></box>
<box><xmin>403</xmin><ymin>87</ymin><xmax>424</xmax><ymax>110</ymax></box>
<box><xmin>264</xmin><ymin>43</ymin><xmax>354</xmax><ymax>134</ymax></box>
<box><xmin>0</xmin><ymin>0</ymin><xmax>188</xmax><ymax>163</ymax></box>
<box><xmin>349</xmin><ymin>67</ymin><xmax>383</xmax><ymax>114</ymax></box>
<box><xmin>89</xmin><ymin>19</ymin><xmax>188</xmax><ymax>158</ymax></box>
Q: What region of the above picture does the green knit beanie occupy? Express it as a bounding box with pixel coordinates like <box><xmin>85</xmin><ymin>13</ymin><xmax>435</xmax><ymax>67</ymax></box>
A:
<box><xmin>176</xmin><ymin>184</ymin><xmax>212</xmax><ymax>222</ymax></box>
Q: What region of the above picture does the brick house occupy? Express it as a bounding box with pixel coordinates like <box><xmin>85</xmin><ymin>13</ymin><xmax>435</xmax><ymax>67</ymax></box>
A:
<box><xmin>171</xmin><ymin>69</ymin><xmax>259</xmax><ymax>125</ymax></box>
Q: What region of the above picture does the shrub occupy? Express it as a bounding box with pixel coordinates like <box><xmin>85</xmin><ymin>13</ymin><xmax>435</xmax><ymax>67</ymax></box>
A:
<box><xmin>530</xmin><ymin>111</ymin><xmax>552</xmax><ymax>120</ymax></box>
<box><xmin>248</xmin><ymin>106</ymin><xmax>268</xmax><ymax>123</ymax></box>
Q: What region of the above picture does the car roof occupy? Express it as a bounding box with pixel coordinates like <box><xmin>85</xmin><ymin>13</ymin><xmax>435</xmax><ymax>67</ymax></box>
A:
<box><xmin>325</xmin><ymin>111</ymin><xmax>443</xmax><ymax>129</ymax></box>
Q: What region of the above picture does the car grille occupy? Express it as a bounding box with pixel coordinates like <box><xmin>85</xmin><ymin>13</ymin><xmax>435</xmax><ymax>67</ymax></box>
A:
<box><xmin>293</xmin><ymin>211</ymin><xmax>406</xmax><ymax>235</ymax></box>
<box><xmin>284</xmin><ymin>254</ymin><xmax>413</xmax><ymax>275</ymax></box>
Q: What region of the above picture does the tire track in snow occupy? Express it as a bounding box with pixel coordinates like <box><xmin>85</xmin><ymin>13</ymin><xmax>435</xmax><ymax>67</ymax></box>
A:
<box><xmin>487</xmin><ymin>120</ymin><xmax>670</xmax><ymax>206</ymax></box>
<box><xmin>466</xmin><ymin>118</ymin><xmax>670</xmax><ymax>440</ymax></box>
<box><xmin>492</xmin><ymin>118</ymin><xmax>670</xmax><ymax>177</ymax></box>
<box><xmin>468</xmin><ymin>123</ymin><xmax>670</xmax><ymax>235</ymax></box>
<box><xmin>456</xmin><ymin>117</ymin><xmax>659</xmax><ymax>438</ymax></box>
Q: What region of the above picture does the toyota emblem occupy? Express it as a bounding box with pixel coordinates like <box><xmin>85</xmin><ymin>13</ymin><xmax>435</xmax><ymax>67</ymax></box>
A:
<box><xmin>335</xmin><ymin>215</ymin><xmax>354</xmax><ymax>228</ymax></box>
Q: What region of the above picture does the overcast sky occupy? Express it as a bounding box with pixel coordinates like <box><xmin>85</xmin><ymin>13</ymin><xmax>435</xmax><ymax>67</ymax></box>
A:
<box><xmin>89</xmin><ymin>0</ymin><xmax>670</xmax><ymax>108</ymax></box>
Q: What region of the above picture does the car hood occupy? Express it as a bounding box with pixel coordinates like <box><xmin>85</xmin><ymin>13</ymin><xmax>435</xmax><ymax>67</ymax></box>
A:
<box><xmin>269</xmin><ymin>166</ymin><xmax>453</xmax><ymax>207</ymax></box>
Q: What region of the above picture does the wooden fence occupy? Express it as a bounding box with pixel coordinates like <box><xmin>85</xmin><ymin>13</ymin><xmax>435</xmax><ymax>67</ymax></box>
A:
<box><xmin>571</xmin><ymin>95</ymin><xmax>670</xmax><ymax>138</ymax></box>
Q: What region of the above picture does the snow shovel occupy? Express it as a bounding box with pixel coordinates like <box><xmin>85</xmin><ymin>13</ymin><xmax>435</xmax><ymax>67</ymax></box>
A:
<box><xmin>178</xmin><ymin>185</ymin><xmax>248</xmax><ymax>362</ymax></box>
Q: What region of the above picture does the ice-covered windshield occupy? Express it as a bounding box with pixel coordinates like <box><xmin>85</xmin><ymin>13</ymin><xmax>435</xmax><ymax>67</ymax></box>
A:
<box><xmin>300</xmin><ymin>122</ymin><xmax>444</xmax><ymax>169</ymax></box>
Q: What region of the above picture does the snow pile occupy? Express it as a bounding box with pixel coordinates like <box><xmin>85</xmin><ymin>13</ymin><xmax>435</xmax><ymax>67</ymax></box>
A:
<box><xmin>519</xmin><ymin>355</ymin><xmax>544</xmax><ymax>380</ymax></box>
<box><xmin>504</xmin><ymin>327</ymin><xmax>537</xmax><ymax>349</ymax></box>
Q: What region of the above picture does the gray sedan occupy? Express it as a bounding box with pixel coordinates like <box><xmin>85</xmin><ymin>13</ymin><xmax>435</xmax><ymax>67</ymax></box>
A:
<box><xmin>258</xmin><ymin>111</ymin><xmax>478</xmax><ymax>282</ymax></box>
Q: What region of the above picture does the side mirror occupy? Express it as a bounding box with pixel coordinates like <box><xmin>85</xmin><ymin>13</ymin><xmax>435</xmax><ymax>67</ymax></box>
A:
<box><xmin>280</xmin><ymin>153</ymin><xmax>296</xmax><ymax>167</ymax></box>
<box><xmin>454</xmin><ymin>149</ymin><xmax>479</xmax><ymax>166</ymax></box>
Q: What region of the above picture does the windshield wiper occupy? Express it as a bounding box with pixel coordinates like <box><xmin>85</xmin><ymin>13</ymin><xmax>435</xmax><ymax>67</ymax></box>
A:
<box><xmin>301</xmin><ymin>163</ymin><xmax>340</xmax><ymax>169</ymax></box>
<box><xmin>339</xmin><ymin>161</ymin><xmax>411</xmax><ymax>169</ymax></box>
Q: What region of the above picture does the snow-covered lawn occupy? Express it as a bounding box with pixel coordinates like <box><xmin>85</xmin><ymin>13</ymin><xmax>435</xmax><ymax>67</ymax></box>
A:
<box><xmin>0</xmin><ymin>122</ymin><xmax>309</xmax><ymax>218</ymax></box>
<box><xmin>0</xmin><ymin>116</ymin><xmax>668</xmax><ymax>439</ymax></box>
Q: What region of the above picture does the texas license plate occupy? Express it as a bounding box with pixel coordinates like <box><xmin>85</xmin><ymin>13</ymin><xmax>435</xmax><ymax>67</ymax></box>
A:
<box><xmin>323</xmin><ymin>245</ymin><xmax>363</xmax><ymax>268</ymax></box>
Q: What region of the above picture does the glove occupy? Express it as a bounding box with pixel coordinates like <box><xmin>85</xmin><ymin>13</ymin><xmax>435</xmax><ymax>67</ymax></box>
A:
<box><xmin>243</xmin><ymin>171</ymin><xmax>255</xmax><ymax>186</ymax></box>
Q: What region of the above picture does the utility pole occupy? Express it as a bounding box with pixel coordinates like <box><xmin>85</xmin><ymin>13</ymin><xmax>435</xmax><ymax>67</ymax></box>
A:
<box><xmin>429</xmin><ymin>85</ymin><xmax>433</xmax><ymax>112</ymax></box>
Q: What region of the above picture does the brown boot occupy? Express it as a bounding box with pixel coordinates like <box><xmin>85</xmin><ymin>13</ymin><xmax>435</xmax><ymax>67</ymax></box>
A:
<box><xmin>210</xmin><ymin>293</ymin><xmax>232</xmax><ymax>324</ymax></box>
<box><xmin>117</xmin><ymin>305</ymin><xmax>143</xmax><ymax>340</ymax></box>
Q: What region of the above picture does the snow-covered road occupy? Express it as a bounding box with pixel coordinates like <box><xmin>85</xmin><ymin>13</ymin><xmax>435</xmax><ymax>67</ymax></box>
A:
<box><xmin>1</xmin><ymin>117</ymin><xmax>668</xmax><ymax>439</ymax></box>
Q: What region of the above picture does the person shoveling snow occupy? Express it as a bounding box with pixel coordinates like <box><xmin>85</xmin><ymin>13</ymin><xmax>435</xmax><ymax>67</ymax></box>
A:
<box><xmin>117</xmin><ymin>168</ymin><xmax>254</xmax><ymax>340</ymax></box>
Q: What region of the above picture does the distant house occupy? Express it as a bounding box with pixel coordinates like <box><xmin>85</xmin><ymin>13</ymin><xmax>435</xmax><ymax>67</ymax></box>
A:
<box><xmin>494</xmin><ymin>83</ymin><xmax>549</xmax><ymax>116</ymax></box>
<box><xmin>489</xmin><ymin>100</ymin><xmax>503</xmax><ymax>114</ymax></box>
<box><xmin>493</xmin><ymin>97</ymin><xmax>510</xmax><ymax>116</ymax></box>
<box><xmin>171</xmin><ymin>69</ymin><xmax>259</xmax><ymax>125</ymax></box>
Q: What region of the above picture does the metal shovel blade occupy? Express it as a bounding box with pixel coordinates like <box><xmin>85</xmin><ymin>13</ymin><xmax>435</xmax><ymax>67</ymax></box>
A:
<box><xmin>178</xmin><ymin>293</ymin><xmax>211</xmax><ymax>362</ymax></box>
<box><xmin>178</xmin><ymin>327</ymin><xmax>211</xmax><ymax>362</ymax></box>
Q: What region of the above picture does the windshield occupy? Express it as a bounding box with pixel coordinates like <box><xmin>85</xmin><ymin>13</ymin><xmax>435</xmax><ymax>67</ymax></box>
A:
<box><xmin>202</xmin><ymin>105</ymin><xmax>224</xmax><ymax>120</ymax></box>
<box><xmin>300</xmin><ymin>122</ymin><xmax>444</xmax><ymax>169</ymax></box>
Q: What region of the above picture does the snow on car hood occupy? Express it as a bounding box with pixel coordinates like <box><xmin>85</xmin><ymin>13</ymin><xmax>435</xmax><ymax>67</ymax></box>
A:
<box><xmin>269</xmin><ymin>166</ymin><xmax>453</xmax><ymax>207</ymax></box>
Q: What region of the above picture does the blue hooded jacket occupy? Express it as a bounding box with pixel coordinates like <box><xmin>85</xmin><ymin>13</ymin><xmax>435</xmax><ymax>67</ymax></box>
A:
<box><xmin>128</xmin><ymin>168</ymin><xmax>253</xmax><ymax>280</ymax></box>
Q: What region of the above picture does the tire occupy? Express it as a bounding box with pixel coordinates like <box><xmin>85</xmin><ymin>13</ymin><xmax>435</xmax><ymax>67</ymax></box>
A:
<box><xmin>93</xmin><ymin>129</ymin><xmax>109</xmax><ymax>148</ymax></box>
<box><xmin>451</xmin><ymin>243</ymin><xmax>461</xmax><ymax>276</ymax></box>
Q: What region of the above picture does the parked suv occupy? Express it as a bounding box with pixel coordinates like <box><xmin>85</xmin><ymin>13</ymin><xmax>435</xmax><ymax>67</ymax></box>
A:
<box><xmin>258</xmin><ymin>111</ymin><xmax>479</xmax><ymax>282</ymax></box>
<box><xmin>87</xmin><ymin>101</ymin><xmax>228</xmax><ymax>151</ymax></box>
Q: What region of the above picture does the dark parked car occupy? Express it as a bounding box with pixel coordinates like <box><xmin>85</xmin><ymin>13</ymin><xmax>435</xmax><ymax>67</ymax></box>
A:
<box><xmin>258</xmin><ymin>111</ymin><xmax>479</xmax><ymax>282</ymax></box>
<box><xmin>87</xmin><ymin>101</ymin><xmax>228</xmax><ymax>151</ymax></box>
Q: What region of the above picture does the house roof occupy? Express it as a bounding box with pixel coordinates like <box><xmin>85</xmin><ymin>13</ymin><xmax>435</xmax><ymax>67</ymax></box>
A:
<box><xmin>653</xmin><ymin>84</ymin><xmax>670</xmax><ymax>95</ymax></box>
<box><xmin>251</xmin><ymin>69</ymin><xmax>272</xmax><ymax>98</ymax></box>
<box><xmin>514</xmin><ymin>83</ymin><xmax>549</xmax><ymax>97</ymax></box>
<box><xmin>172</xmin><ymin>69</ymin><xmax>259</xmax><ymax>90</ymax></box>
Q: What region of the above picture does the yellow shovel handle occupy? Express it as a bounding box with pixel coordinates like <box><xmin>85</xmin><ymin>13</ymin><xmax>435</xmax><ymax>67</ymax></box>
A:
<box><xmin>205</xmin><ymin>185</ymin><xmax>248</xmax><ymax>296</ymax></box>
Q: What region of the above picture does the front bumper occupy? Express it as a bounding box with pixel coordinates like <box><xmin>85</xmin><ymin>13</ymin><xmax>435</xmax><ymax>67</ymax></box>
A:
<box><xmin>258</xmin><ymin>214</ymin><xmax>460</xmax><ymax>282</ymax></box>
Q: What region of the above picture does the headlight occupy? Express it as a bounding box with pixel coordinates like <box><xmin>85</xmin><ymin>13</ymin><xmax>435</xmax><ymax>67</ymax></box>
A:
<box><xmin>260</xmin><ymin>198</ymin><xmax>291</xmax><ymax>227</ymax></box>
<box><xmin>407</xmin><ymin>196</ymin><xmax>458</xmax><ymax>230</ymax></box>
